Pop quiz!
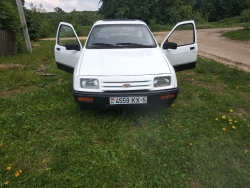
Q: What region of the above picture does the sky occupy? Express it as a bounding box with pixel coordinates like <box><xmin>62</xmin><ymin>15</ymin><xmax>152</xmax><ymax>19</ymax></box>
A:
<box><xmin>24</xmin><ymin>0</ymin><xmax>102</xmax><ymax>12</ymax></box>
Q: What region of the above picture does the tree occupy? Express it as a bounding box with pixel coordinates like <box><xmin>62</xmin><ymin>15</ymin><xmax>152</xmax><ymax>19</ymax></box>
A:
<box><xmin>99</xmin><ymin>0</ymin><xmax>156</xmax><ymax>23</ymax></box>
<box><xmin>155</xmin><ymin>0</ymin><xmax>184</xmax><ymax>24</ymax></box>
<box><xmin>99</xmin><ymin>0</ymin><xmax>199</xmax><ymax>24</ymax></box>
<box><xmin>54</xmin><ymin>7</ymin><xmax>65</xmax><ymax>15</ymax></box>
<box><xmin>198</xmin><ymin>0</ymin><xmax>249</xmax><ymax>22</ymax></box>
<box><xmin>0</xmin><ymin>0</ymin><xmax>19</xmax><ymax>32</ymax></box>
<box><xmin>0</xmin><ymin>0</ymin><xmax>27</xmax><ymax>53</ymax></box>
<box><xmin>25</xmin><ymin>3</ymin><xmax>48</xmax><ymax>40</ymax></box>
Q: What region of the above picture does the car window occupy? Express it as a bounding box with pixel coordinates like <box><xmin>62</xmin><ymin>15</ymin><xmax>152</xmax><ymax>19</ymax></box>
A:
<box><xmin>86</xmin><ymin>24</ymin><xmax>157</xmax><ymax>49</ymax></box>
<box><xmin>167</xmin><ymin>23</ymin><xmax>194</xmax><ymax>47</ymax></box>
<box><xmin>58</xmin><ymin>25</ymin><xmax>79</xmax><ymax>47</ymax></box>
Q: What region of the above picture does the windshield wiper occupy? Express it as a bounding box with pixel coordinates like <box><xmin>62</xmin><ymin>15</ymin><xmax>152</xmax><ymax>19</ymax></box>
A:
<box><xmin>88</xmin><ymin>42</ymin><xmax>155</xmax><ymax>49</ymax></box>
<box><xmin>90</xmin><ymin>43</ymin><xmax>115</xmax><ymax>47</ymax></box>
<box><xmin>116</xmin><ymin>43</ymin><xmax>155</xmax><ymax>48</ymax></box>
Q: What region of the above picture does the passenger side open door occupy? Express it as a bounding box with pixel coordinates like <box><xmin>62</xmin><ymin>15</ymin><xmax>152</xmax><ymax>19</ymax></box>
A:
<box><xmin>54</xmin><ymin>22</ymin><xmax>82</xmax><ymax>74</ymax></box>
<box><xmin>161</xmin><ymin>20</ymin><xmax>198</xmax><ymax>72</ymax></box>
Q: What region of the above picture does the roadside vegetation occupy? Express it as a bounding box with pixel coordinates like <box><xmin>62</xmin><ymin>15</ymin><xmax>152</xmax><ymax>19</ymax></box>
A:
<box><xmin>0</xmin><ymin>40</ymin><xmax>250</xmax><ymax>187</ymax></box>
<box><xmin>222</xmin><ymin>28</ymin><xmax>250</xmax><ymax>41</ymax></box>
<box><xmin>1</xmin><ymin>0</ymin><xmax>250</xmax><ymax>53</ymax></box>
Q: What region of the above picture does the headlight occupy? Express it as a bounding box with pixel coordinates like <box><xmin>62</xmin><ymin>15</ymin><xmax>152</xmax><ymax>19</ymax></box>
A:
<box><xmin>154</xmin><ymin>76</ymin><xmax>171</xmax><ymax>87</ymax></box>
<box><xmin>80</xmin><ymin>78</ymin><xmax>99</xmax><ymax>89</ymax></box>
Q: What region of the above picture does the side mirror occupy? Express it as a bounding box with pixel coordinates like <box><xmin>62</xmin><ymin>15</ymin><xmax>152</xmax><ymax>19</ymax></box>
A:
<box><xmin>163</xmin><ymin>42</ymin><xmax>177</xmax><ymax>50</ymax></box>
<box><xmin>66</xmin><ymin>44</ymin><xmax>81</xmax><ymax>51</ymax></box>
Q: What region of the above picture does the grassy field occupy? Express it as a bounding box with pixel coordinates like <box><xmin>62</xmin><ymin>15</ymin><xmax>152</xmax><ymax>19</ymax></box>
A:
<box><xmin>0</xmin><ymin>40</ymin><xmax>250</xmax><ymax>187</ymax></box>
<box><xmin>222</xmin><ymin>28</ymin><xmax>250</xmax><ymax>41</ymax></box>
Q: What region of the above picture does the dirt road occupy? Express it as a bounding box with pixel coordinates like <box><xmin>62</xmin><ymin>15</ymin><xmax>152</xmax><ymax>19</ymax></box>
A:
<box><xmin>153</xmin><ymin>28</ymin><xmax>250</xmax><ymax>72</ymax></box>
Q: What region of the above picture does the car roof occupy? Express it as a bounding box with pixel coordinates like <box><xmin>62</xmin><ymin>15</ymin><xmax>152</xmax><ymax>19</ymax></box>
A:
<box><xmin>93</xmin><ymin>19</ymin><xmax>147</xmax><ymax>26</ymax></box>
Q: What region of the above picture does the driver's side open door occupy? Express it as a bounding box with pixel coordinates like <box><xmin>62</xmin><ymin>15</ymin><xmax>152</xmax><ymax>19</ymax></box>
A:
<box><xmin>161</xmin><ymin>20</ymin><xmax>198</xmax><ymax>72</ymax></box>
<box><xmin>54</xmin><ymin>22</ymin><xmax>82</xmax><ymax>74</ymax></box>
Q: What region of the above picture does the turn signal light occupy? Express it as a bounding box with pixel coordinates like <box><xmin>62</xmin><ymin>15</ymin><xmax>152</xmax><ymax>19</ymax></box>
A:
<box><xmin>78</xmin><ymin>97</ymin><xmax>93</xmax><ymax>102</ymax></box>
<box><xmin>161</xmin><ymin>94</ymin><xmax>175</xmax><ymax>100</ymax></box>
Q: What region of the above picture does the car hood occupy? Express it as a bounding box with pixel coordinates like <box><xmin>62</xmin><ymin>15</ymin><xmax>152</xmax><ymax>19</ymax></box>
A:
<box><xmin>78</xmin><ymin>48</ymin><xmax>171</xmax><ymax>76</ymax></box>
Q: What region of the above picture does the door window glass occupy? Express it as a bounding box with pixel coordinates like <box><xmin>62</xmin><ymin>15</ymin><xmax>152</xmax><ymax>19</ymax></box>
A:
<box><xmin>58</xmin><ymin>25</ymin><xmax>79</xmax><ymax>46</ymax></box>
<box><xmin>168</xmin><ymin>24</ymin><xmax>194</xmax><ymax>47</ymax></box>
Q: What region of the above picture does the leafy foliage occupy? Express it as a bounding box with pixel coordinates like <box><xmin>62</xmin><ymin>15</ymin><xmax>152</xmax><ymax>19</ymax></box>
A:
<box><xmin>0</xmin><ymin>0</ymin><xmax>19</xmax><ymax>32</ymax></box>
<box><xmin>1</xmin><ymin>0</ymin><xmax>250</xmax><ymax>49</ymax></box>
<box><xmin>23</xmin><ymin>3</ymin><xmax>102</xmax><ymax>41</ymax></box>
<box><xmin>0</xmin><ymin>0</ymin><xmax>27</xmax><ymax>53</ymax></box>
<box><xmin>100</xmin><ymin>0</ymin><xmax>204</xmax><ymax>24</ymax></box>
<box><xmin>25</xmin><ymin>4</ymin><xmax>47</xmax><ymax>41</ymax></box>
<box><xmin>240</xmin><ymin>8</ymin><xmax>250</xmax><ymax>28</ymax></box>
<box><xmin>197</xmin><ymin>0</ymin><xmax>250</xmax><ymax>22</ymax></box>
<box><xmin>37</xmin><ymin>10</ymin><xmax>102</xmax><ymax>38</ymax></box>
<box><xmin>99</xmin><ymin>0</ymin><xmax>250</xmax><ymax>24</ymax></box>
<box><xmin>99</xmin><ymin>0</ymin><xmax>154</xmax><ymax>23</ymax></box>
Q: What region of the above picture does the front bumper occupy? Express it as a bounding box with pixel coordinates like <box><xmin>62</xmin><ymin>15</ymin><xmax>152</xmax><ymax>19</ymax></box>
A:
<box><xmin>73</xmin><ymin>88</ymin><xmax>178</xmax><ymax>109</ymax></box>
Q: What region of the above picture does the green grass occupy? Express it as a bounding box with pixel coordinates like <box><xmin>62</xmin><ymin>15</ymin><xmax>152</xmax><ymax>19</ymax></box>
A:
<box><xmin>0</xmin><ymin>40</ymin><xmax>250</xmax><ymax>187</ymax></box>
<box><xmin>222</xmin><ymin>28</ymin><xmax>250</xmax><ymax>41</ymax></box>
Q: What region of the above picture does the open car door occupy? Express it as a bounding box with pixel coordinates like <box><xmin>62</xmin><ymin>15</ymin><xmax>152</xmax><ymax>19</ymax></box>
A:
<box><xmin>54</xmin><ymin>22</ymin><xmax>82</xmax><ymax>74</ymax></box>
<box><xmin>161</xmin><ymin>20</ymin><xmax>198</xmax><ymax>72</ymax></box>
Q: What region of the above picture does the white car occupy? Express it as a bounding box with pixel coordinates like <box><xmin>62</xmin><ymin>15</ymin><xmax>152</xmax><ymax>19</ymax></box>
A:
<box><xmin>54</xmin><ymin>19</ymin><xmax>198</xmax><ymax>109</ymax></box>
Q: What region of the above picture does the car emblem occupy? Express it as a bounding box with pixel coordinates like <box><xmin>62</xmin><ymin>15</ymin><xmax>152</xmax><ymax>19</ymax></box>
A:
<box><xmin>123</xmin><ymin>84</ymin><xmax>130</xmax><ymax>88</ymax></box>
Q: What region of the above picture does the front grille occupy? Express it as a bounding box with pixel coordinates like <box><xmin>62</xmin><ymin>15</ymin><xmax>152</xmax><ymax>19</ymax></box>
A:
<box><xmin>101</xmin><ymin>80</ymin><xmax>152</xmax><ymax>91</ymax></box>
<box><xmin>104</xmin><ymin>90</ymin><xmax>149</xmax><ymax>93</ymax></box>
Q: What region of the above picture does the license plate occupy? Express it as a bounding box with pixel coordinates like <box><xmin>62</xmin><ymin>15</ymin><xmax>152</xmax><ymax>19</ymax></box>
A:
<box><xmin>110</xmin><ymin>97</ymin><xmax>147</xmax><ymax>105</ymax></box>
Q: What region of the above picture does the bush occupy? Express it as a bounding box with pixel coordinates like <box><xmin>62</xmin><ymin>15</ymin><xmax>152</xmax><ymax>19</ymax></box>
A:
<box><xmin>16</xmin><ymin>32</ymin><xmax>26</xmax><ymax>53</ymax></box>
<box><xmin>0</xmin><ymin>0</ymin><xmax>19</xmax><ymax>32</ymax></box>
<box><xmin>240</xmin><ymin>9</ymin><xmax>250</xmax><ymax>28</ymax></box>
<box><xmin>149</xmin><ymin>24</ymin><xmax>173</xmax><ymax>32</ymax></box>
<box><xmin>240</xmin><ymin>9</ymin><xmax>250</xmax><ymax>22</ymax></box>
<box><xmin>192</xmin><ymin>11</ymin><xmax>209</xmax><ymax>24</ymax></box>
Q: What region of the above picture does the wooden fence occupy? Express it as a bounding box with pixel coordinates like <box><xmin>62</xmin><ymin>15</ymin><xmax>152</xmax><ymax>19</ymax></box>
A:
<box><xmin>0</xmin><ymin>30</ymin><xmax>17</xmax><ymax>57</ymax></box>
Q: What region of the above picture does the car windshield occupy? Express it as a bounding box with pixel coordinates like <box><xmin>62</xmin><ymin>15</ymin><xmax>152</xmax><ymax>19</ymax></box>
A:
<box><xmin>86</xmin><ymin>24</ymin><xmax>157</xmax><ymax>49</ymax></box>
